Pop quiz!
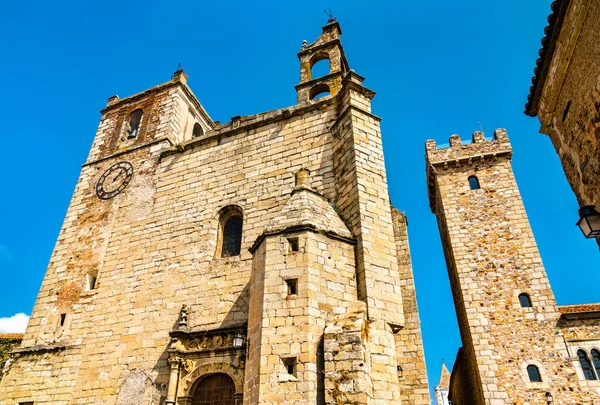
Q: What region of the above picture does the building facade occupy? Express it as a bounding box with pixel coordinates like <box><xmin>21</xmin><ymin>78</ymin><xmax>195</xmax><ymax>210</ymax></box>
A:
<box><xmin>525</xmin><ymin>0</ymin><xmax>600</xmax><ymax>246</ymax></box>
<box><xmin>426</xmin><ymin>130</ymin><xmax>600</xmax><ymax>404</ymax></box>
<box><xmin>0</xmin><ymin>21</ymin><xmax>430</xmax><ymax>405</ymax></box>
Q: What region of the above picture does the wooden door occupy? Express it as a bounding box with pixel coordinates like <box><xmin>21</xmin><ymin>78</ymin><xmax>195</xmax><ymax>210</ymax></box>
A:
<box><xmin>192</xmin><ymin>373</ymin><xmax>236</xmax><ymax>405</ymax></box>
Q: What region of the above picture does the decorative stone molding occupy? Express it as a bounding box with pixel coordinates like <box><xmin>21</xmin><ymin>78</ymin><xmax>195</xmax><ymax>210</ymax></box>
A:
<box><xmin>168</xmin><ymin>323</ymin><xmax>247</xmax><ymax>404</ymax></box>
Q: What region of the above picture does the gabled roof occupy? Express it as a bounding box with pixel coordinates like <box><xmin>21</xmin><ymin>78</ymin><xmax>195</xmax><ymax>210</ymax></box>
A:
<box><xmin>250</xmin><ymin>185</ymin><xmax>353</xmax><ymax>252</ymax></box>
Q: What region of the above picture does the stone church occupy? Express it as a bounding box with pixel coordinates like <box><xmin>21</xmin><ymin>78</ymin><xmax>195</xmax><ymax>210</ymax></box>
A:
<box><xmin>0</xmin><ymin>20</ymin><xmax>430</xmax><ymax>404</ymax></box>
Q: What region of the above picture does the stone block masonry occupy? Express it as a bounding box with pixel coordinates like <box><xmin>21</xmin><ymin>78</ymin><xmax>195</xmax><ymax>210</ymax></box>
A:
<box><xmin>0</xmin><ymin>20</ymin><xmax>429</xmax><ymax>405</ymax></box>
<box><xmin>426</xmin><ymin>129</ymin><xmax>600</xmax><ymax>404</ymax></box>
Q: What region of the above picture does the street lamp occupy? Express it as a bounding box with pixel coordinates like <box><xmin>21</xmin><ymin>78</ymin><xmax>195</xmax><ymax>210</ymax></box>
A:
<box><xmin>576</xmin><ymin>205</ymin><xmax>600</xmax><ymax>238</ymax></box>
<box><xmin>233</xmin><ymin>333</ymin><xmax>244</xmax><ymax>348</ymax></box>
<box><xmin>545</xmin><ymin>392</ymin><xmax>553</xmax><ymax>403</ymax></box>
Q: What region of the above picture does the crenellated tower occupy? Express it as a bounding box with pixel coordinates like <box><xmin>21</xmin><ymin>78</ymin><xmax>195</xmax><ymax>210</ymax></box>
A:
<box><xmin>425</xmin><ymin>129</ymin><xmax>592</xmax><ymax>404</ymax></box>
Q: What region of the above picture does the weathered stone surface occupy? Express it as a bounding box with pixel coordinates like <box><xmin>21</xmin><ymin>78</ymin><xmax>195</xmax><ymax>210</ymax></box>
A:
<box><xmin>0</xmin><ymin>20</ymin><xmax>428</xmax><ymax>405</ymax></box>
<box><xmin>526</xmin><ymin>0</ymin><xmax>600</xmax><ymax>248</ymax></box>
<box><xmin>427</xmin><ymin>130</ymin><xmax>600</xmax><ymax>404</ymax></box>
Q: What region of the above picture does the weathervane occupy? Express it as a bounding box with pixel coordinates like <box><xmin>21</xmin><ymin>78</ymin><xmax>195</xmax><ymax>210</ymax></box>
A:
<box><xmin>324</xmin><ymin>9</ymin><xmax>336</xmax><ymax>23</ymax></box>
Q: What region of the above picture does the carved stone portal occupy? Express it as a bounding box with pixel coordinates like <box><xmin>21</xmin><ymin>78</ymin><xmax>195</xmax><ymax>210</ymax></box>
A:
<box><xmin>166</xmin><ymin>324</ymin><xmax>246</xmax><ymax>405</ymax></box>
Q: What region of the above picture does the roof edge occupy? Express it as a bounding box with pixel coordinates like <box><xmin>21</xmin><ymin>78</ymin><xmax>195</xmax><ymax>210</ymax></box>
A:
<box><xmin>524</xmin><ymin>0</ymin><xmax>571</xmax><ymax>116</ymax></box>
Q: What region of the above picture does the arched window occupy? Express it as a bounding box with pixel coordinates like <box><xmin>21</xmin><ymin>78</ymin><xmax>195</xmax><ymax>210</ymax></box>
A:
<box><xmin>526</xmin><ymin>365</ymin><xmax>542</xmax><ymax>382</ymax></box>
<box><xmin>124</xmin><ymin>109</ymin><xmax>143</xmax><ymax>140</ymax></box>
<box><xmin>309</xmin><ymin>83</ymin><xmax>330</xmax><ymax>101</ymax></box>
<box><xmin>219</xmin><ymin>207</ymin><xmax>243</xmax><ymax>258</ymax></box>
<box><xmin>578</xmin><ymin>350</ymin><xmax>597</xmax><ymax>380</ymax></box>
<box><xmin>468</xmin><ymin>175</ymin><xmax>480</xmax><ymax>190</ymax></box>
<box><xmin>590</xmin><ymin>349</ymin><xmax>600</xmax><ymax>378</ymax></box>
<box><xmin>518</xmin><ymin>293</ymin><xmax>532</xmax><ymax>308</ymax></box>
<box><xmin>193</xmin><ymin>373</ymin><xmax>235</xmax><ymax>405</ymax></box>
<box><xmin>192</xmin><ymin>123</ymin><xmax>203</xmax><ymax>138</ymax></box>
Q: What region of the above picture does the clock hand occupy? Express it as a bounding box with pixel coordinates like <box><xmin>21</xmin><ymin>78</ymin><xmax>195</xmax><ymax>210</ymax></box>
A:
<box><xmin>112</xmin><ymin>171</ymin><xmax>123</xmax><ymax>182</ymax></box>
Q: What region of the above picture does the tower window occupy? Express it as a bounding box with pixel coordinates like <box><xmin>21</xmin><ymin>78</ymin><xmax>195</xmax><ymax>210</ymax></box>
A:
<box><xmin>286</xmin><ymin>279</ymin><xmax>298</xmax><ymax>296</ymax></box>
<box><xmin>562</xmin><ymin>100</ymin><xmax>571</xmax><ymax>122</ymax></box>
<box><xmin>526</xmin><ymin>365</ymin><xmax>542</xmax><ymax>382</ymax></box>
<box><xmin>124</xmin><ymin>109</ymin><xmax>143</xmax><ymax>140</ymax></box>
<box><xmin>86</xmin><ymin>271</ymin><xmax>98</xmax><ymax>291</ymax></box>
<box><xmin>468</xmin><ymin>175</ymin><xmax>480</xmax><ymax>190</ymax></box>
<box><xmin>192</xmin><ymin>122</ymin><xmax>203</xmax><ymax>138</ymax></box>
<box><xmin>288</xmin><ymin>237</ymin><xmax>299</xmax><ymax>252</ymax></box>
<box><xmin>283</xmin><ymin>357</ymin><xmax>297</xmax><ymax>377</ymax></box>
<box><xmin>218</xmin><ymin>206</ymin><xmax>243</xmax><ymax>258</ymax></box>
<box><xmin>59</xmin><ymin>313</ymin><xmax>66</xmax><ymax>327</ymax></box>
<box><xmin>518</xmin><ymin>293</ymin><xmax>532</xmax><ymax>308</ymax></box>
<box><xmin>578</xmin><ymin>350</ymin><xmax>597</xmax><ymax>380</ymax></box>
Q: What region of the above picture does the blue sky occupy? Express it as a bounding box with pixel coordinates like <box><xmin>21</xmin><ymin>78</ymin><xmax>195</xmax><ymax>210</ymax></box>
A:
<box><xmin>1</xmin><ymin>0</ymin><xmax>598</xmax><ymax>400</ymax></box>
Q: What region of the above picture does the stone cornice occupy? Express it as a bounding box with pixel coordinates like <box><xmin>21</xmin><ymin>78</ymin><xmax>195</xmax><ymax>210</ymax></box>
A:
<box><xmin>12</xmin><ymin>342</ymin><xmax>76</xmax><ymax>355</ymax></box>
<box><xmin>82</xmin><ymin>137</ymin><xmax>173</xmax><ymax>167</ymax></box>
<box><xmin>249</xmin><ymin>223</ymin><xmax>356</xmax><ymax>254</ymax></box>
<box><xmin>159</xmin><ymin>97</ymin><xmax>338</xmax><ymax>159</ymax></box>
<box><xmin>100</xmin><ymin>80</ymin><xmax>214</xmax><ymax>128</ymax></box>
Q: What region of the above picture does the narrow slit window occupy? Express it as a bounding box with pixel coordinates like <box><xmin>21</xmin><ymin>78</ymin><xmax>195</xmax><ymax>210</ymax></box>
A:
<box><xmin>286</xmin><ymin>279</ymin><xmax>298</xmax><ymax>296</ymax></box>
<box><xmin>288</xmin><ymin>237</ymin><xmax>299</xmax><ymax>252</ymax></box>
<box><xmin>468</xmin><ymin>175</ymin><xmax>480</xmax><ymax>190</ymax></box>
<box><xmin>578</xmin><ymin>350</ymin><xmax>597</xmax><ymax>380</ymax></box>
<box><xmin>562</xmin><ymin>100</ymin><xmax>571</xmax><ymax>122</ymax></box>
<box><xmin>283</xmin><ymin>357</ymin><xmax>297</xmax><ymax>377</ymax></box>
<box><xmin>526</xmin><ymin>365</ymin><xmax>542</xmax><ymax>382</ymax></box>
<box><xmin>87</xmin><ymin>273</ymin><xmax>97</xmax><ymax>291</ymax></box>
<box><xmin>60</xmin><ymin>313</ymin><xmax>66</xmax><ymax>327</ymax></box>
<box><xmin>518</xmin><ymin>293</ymin><xmax>532</xmax><ymax>308</ymax></box>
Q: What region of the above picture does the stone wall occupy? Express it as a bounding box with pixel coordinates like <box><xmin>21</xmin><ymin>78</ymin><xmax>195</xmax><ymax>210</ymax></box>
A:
<box><xmin>1</xmin><ymin>22</ymin><xmax>428</xmax><ymax>404</ymax></box>
<box><xmin>391</xmin><ymin>209</ymin><xmax>430</xmax><ymax>404</ymax></box>
<box><xmin>1</xmin><ymin>71</ymin><xmax>424</xmax><ymax>405</ymax></box>
<box><xmin>426</xmin><ymin>130</ymin><xmax>600</xmax><ymax>403</ymax></box>
<box><xmin>527</xmin><ymin>0</ymin><xmax>600</xmax><ymax>246</ymax></box>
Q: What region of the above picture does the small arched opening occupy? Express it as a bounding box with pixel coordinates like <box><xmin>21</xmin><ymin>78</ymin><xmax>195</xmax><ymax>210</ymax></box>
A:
<box><xmin>309</xmin><ymin>83</ymin><xmax>331</xmax><ymax>101</ymax></box>
<box><xmin>124</xmin><ymin>108</ymin><xmax>143</xmax><ymax>140</ymax></box>
<box><xmin>192</xmin><ymin>373</ymin><xmax>236</xmax><ymax>405</ymax></box>
<box><xmin>526</xmin><ymin>365</ymin><xmax>542</xmax><ymax>382</ymax></box>
<box><xmin>192</xmin><ymin>123</ymin><xmax>204</xmax><ymax>138</ymax></box>
<box><xmin>518</xmin><ymin>293</ymin><xmax>532</xmax><ymax>308</ymax></box>
<box><xmin>468</xmin><ymin>175</ymin><xmax>480</xmax><ymax>190</ymax></box>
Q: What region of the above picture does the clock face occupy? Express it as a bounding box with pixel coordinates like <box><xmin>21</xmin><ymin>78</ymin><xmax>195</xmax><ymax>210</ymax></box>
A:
<box><xmin>95</xmin><ymin>161</ymin><xmax>134</xmax><ymax>200</ymax></box>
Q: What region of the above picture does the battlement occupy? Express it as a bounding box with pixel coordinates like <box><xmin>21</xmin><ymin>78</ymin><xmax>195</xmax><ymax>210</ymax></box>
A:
<box><xmin>425</xmin><ymin>128</ymin><xmax>512</xmax><ymax>167</ymax></box>
<box><xmin>426</xmin><ymin>129</ymin><xmax>512</xmax><ymax>214</ymax></box>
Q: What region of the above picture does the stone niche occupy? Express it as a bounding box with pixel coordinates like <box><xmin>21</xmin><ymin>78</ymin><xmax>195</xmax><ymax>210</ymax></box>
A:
<box><xmin>167</xmin><ymin>323</ymin><xmax>247</xmax><ymax>405</ymax></box>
